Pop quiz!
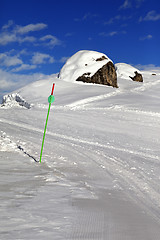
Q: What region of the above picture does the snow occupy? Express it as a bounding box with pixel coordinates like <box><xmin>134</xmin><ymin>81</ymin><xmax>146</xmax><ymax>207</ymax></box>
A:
<box><xmin>115</xmin><ymin>62</ymin><xmax>142</xmax><ymax>80</ymax></box>
<box><xmin>0</xmin><ymin>58</ymin><xmax>160</xmax><ymax>239</ymax></box>
<box><xmin>0</xmin><ymin>131</ymin><xmax>18</xmax><ymax>151</ymax></box>
<box><xmin>59</xmin><ymin>50</ymin><xmax>112</xmax><ymax>83</ymax></box>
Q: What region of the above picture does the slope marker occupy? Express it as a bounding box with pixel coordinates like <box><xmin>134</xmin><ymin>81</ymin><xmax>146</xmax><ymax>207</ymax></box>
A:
<box><xmin>39</xmin><ymin>83</ymin><xmax>55</xmax><ymax>163</ymax></box>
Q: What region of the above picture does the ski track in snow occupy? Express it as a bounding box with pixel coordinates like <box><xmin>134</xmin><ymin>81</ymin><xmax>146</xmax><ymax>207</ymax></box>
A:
<box><xmin>0</xmin><ymin>130</ymin><xmax>38</xmax><ymax>162</ymax></box>
<box><xmin>66</xmin><ymin>90</ymin><xmax>122</xmax><ymax>109</ymax></box>
<box><xmin>99</xmin><ymin>105</ymin><xmax>160</xmax><ymax>119</ymax></box>
<box><xmin>64</xmin><ymin>77</ymin><xmax>160</xmax><ymax>110</ymax></box>
<box><xmin>90</xmin><ymin>150</ymin><xmax>160</xmax><ymax>222</ymax></box>
<box><xmin>1</xmin><ymin>73</ymin><xmax>160</xmax><ymax>238</ymax></box>
<box><xmin>1</xmin><ymin>115</ymin><xmax>160</xmax><ymax>223</ymax></box>
<box><xmin>36</xmin><ymin>93</ymin><xmax>160</xmax><ymax>119</ymax></box>
<box><xmin>0</xmin><ymin>117</ymin><xmax>159</xmax><ymax>161</ymax></box>
<box><xmin>131</xmin><ymin>79</ymin><xmax>160</xmax><ymax>93</ymax></box>
<box><xmin>1</xmin><ymin>75</ymin><xmax>160</xmax><ymax>224</ymax></box>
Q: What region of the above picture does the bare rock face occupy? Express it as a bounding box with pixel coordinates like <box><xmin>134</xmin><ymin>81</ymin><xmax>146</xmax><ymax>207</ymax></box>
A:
<box><xmin>129</xmin><ymin>71</ymin><xmax>143</xmax><ymax>82</ymax></box>
<box><xmin>76</xmin><ymin>61</ymin><xmax>118</xmax><ymax>88</ymax></box>
<box><xmin>96</xmin><ymin>55</ymin><xmax>108</xmax><ymax>61</ymax></box>
<box><xmin>1</xmin><ymin>93</ymin><xmax>31</xmax><ymax>109</ymax></box>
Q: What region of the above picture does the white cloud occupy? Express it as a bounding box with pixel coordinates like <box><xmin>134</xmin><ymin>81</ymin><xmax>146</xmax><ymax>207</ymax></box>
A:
<box><xmin>59</xmin><ymin>56</ymin><xmax>69</xmax><ymax>63</ymax></box>
<box><xmin>0</xmin><ymin>22</ymin><xmax>47</xmax><ymax>46</ymax></box>
<box><xmin>0</xmin><ymin>21</ymin><xmax>61</xmax><ymax>50</ymax></box>
<box><xmin>0</xmin><ymin>68</ymin><xmax>49</xmax><ymax>93</ymax></box>
<box><xmin>65</xmin><ymin>32</ymin><xmax>73</xmax><ymax>37</ymax></box>
<box><xmin>104</xmin><ymin>15</ymin><xmax>121</xmax><ymax>25</ymax></box>
<box><xmin>0</xmin><ymin>73</ymin><xmax>16</xmax><ymax>90</ymax></box>
<box><xmin>0</xmin><ymin>32</ymin><xmax>36</xmax><ymax>45</ymax></box>
<box><xmin>19</xmin><ymin>36</ymin><xmax>36</xmax><ymax>43</ymax></box>
<box><xmin>108</xmin><ymin>31</ymin><xmax>118</xmax><ymax>36</ymax></box>
<box><xmin>104</xmin><ymin>15</ymin><xmax>132</xmax><ymax>25</ymax></box>
<box><xmin>0</xmin><ymin>32</ymin><xmax>17</xmax><ymax>45</ymax></box>
<box><xmin>2</xmin><ymin>20</ymin><xmax>14</xmax><ymax>30</ymax></box>
<box><xmin>74</xmin><ymin>13</ymin><xmax>98</xmax><ymax>22</ymax></box>
<box><xmin>31</xmin><ymin>52</ymin><xmax>54</xmax><ymax>64</ymax></box>
<box><xmin>0</xmin><ymin>50</ymin><xmax>54</xmax><ymax>73</ymax></box>
<box><xmin>139</xmin><ymin>34</ymin><xmax>153</xmax><ymax>40</ymax></box>
<box><xmin>99</xmin><ymin>32</ymin><xmax>117</xmax><ymax>37</ymax></box>
<box><xmin>11</xmin><ymin>64</ymin><xmax>37</xmax><ymax>72</ymax></box>
<box><xmin>82</xmin><ymin>13</ymin><xmax>98</xmax><ymax>20</ymax></box>
<box><xmin>134</xmin><ymin>64</ymin><xmax>160</xmax><ymax>71</ymax></box>
<box><xmin>15</xmin><ymin>23</ymin><xmax>47</xmax><ymax>34</ymax></box>
<box><xmin>0</xmin><ymin>69</ymin><xmax>18</xmax><ymax>92</ymax></box>
<box><xmin>119</xmin><ymin>0</ymin><xmax>132</xmax><ymax>10</ymax></box>
<box><xmin>40</xmin><ymin>35</ymin><xmax>61</xmax><ymax>48</ymax></box>
<box><xmin>18</xmin><ymin>49</ymin><xmax>28</xmax><ymax>55</ymax></box>
<box><xmin>119</xmin><ymin>0</ymin><xmax>145</xmax><ymax>10</ymax></box>
<box><xmin>139</xmin><ymin>10</ymin><xmax>160</xmax><ymax>21</ymax></box>
<box><xmin>99</xmin><ymin>31</ymin><xmax>126</xmax><ymax>37</ymax></box>
<box><xmin>0</xmin><ymin>53</ymin><xmax>23</xmax><ymax>67</ymax></box>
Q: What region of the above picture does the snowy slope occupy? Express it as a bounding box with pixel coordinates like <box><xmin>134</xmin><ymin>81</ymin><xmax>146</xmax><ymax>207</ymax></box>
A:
<box><xmin>0</xmin><ymin>61</ymin><xmax>160</xmax><ymax>239</ymax></box>
<box><xmin>59</xmin><ymin>50</ymin><xmax>112</xmax><ymax>83</ymax></box>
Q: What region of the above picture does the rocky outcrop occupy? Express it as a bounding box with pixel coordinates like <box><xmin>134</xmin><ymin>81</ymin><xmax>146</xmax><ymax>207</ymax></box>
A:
<box><xmin>96</xmin><ymin>55</ymin><xmax>108</xmax><ymax>61</ymax></box>
<box><xmin>59</xmin><ymin>50</ymin><xmax>118</xmax><ymax>87</ymax></box>
<box><xmin>76</xmin><ymin>61</ymin><xmax>118</xmax><ymax>88</ymax></box>
<box><xmin>1</xmin><ymin>93</ymin><xmax>31</xmax><ymax>109</ymax></box>
<box><xmin>129</xmin><ymin>71</ymin><xmax>143</xmax><ymax>82</ymax></box>
<box><xmin>115</xmin><ymin>63</ymin><xmax>143</xmax><ymax>83</ymax></box>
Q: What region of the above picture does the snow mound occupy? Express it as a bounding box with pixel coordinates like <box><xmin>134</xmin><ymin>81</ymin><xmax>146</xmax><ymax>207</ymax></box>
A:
<box><xmin>115</xmin><ymin>63</ymin><xmax>142</xmax><ymax>80</ymax></box>
<box><xmin>0</xmin><ymin>131</ymin><xmax>18</xmax><ymax>152</ymax></box>
<box><xmin>59</xmin><ymin>50</ymin><xmax>112</xmax><ymax>83</ymax></box>
<box><xmin>1</xmin><ymin>93</ymin><xmax>31</xmax><ymax>109</ymax></box>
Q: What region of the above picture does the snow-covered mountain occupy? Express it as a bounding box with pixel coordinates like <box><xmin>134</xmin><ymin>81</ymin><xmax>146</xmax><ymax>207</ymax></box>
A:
<box><xmin>115</xmin><ymin>62</ymin><xmax>142</xmax><ymax>80</ymax></box>
<box><xmin>1</xmin><ymin>51</ymin><xmax>160</xmax><ymax>239</ymax></box>
<box><xmin>59</xmin><ymin>50</ymin><xmax>112</xmax><ymax>83</ymax></box>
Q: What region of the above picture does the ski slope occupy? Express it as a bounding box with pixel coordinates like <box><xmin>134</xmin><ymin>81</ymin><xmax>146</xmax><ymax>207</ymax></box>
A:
<box><xmin>0</xmin><ymin>66</ymin><xmax>160</xmax><ymax>239</ymax></box>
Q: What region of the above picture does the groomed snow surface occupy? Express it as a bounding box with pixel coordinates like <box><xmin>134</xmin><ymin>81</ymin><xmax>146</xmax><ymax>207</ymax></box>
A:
<box><xmin>1</xmin><ymin>59</ymin><xmax>160</xmax><ymax>239</ymax></box>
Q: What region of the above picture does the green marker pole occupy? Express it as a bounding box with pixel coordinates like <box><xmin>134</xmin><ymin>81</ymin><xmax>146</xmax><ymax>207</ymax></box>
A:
<box><xmin>39</xmin><ymin>83</ymin><xmax>55</xmax><ymax>163</ymax></box>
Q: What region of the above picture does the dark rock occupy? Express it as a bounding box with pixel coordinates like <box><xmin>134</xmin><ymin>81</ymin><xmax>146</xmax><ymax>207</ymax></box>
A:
<box><xmin>76</xmin><ymin>61</ymin><xmax>118</xmax><ymax>88</ymax></box>
<box><xmin>129</xmin><ymin>71</ymin><xmax>143</xmax><ymax>82</ymax></box>
<box><xmin>152</xmin><ymin>73</ymin><xmax>156</xmax><ymax>76</ymax></box>
<box><xmin>96</xmin><ymin>56</ymin><xmax>108</xmax><ymax>61</ymax></box>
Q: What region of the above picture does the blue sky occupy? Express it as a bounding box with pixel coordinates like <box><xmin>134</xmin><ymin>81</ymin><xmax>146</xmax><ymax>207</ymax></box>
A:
<box><xmin>0</xmin><ymin>0</ymin><xmax>160</xmax><ymax>97</ymax></box>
